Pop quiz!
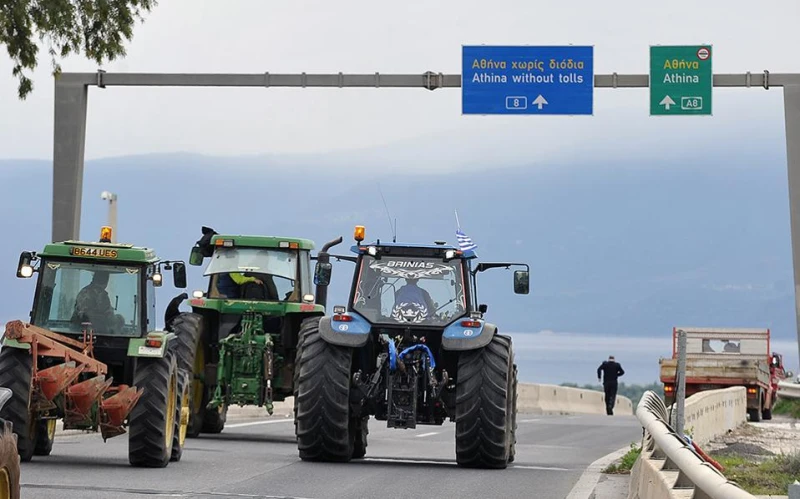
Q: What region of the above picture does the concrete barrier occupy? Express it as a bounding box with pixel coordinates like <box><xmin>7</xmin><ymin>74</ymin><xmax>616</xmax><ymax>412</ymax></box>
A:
<box><xmin>518</xmin><ymin>383</ymin><xmax>633</xmax><ymax>415</ymax></box>
<box><xmin>682</xmin><ymin>386</ymin><xmax>747</xmax><ymax>445</ymax></box>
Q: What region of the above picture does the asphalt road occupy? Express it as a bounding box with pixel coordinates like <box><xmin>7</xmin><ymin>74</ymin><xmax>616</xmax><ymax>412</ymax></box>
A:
<box><xmin>19</xmin><ymin>413</ymin><xmax>640</xmax><ymax>499</ymax></box>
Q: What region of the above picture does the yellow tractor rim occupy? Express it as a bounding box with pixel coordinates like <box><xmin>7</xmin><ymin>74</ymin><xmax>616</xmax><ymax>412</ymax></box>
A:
<box><xmin>192</xmin><ymin>347</ymin><xmax>205</xmax><ymax>415</ymax></box>
<box><xmin>0</xmin><ymin>467</ymin><xmax>10</xmax><ymax>499</ymax></box>
<box><xmin>178</xmin><ymin>376</ymin><xmax>190</xmax><ymax>447</ymax></box>
<box><xmin>46</xmin><ymin>419</ymin><xmax>56</xmax><ymax>440</ymax></box>
<box><xmin>165</xmin><ymin>370</ymin><xmax>176</xmax><ymax>449</ymax></box>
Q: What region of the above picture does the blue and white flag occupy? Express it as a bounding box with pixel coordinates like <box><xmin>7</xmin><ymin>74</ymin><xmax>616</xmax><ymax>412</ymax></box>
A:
<box><xmin>456</xmin><ymin>229</ymin><xmax>477</xmax><ymax>251</ymax></box>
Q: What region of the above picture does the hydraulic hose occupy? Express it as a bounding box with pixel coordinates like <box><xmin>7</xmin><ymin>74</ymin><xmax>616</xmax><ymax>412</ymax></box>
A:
<box><xmin>399</xmin><ymin>344</ymin><xmax>437</xmax><ymax>370</ymax></box>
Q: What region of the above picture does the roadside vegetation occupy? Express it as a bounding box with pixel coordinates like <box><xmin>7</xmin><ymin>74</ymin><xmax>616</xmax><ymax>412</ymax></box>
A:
<box><xmin>713</xmin><ymin>452</ymin><xmax>800</xmax><ymax>495</ymax></box>
<box><xmin>602</xmin><ymin>442</ymin><xmax>642</xmax><ymax>474</ymax></box>
<box><xmin>773</xmin><ymin>398</ymin><xmax>800</xmax><ymax>419</ymax></box>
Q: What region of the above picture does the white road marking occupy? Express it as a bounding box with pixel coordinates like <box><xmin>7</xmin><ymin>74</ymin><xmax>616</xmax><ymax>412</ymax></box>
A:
<box><xmin>225</xmin><ymin>419</ymin><xmax>295</xmax><ymax>429</ymax></box>
<box><xmin>415</xmin><ymin>432</ymin><xmax>439</xmax><ymax>438</ymax></box>
<box><xmin>518</xmin><ymin>418</ymin><xmax>541</xmax><ymax>423</ymax></box>
<box><xmin>512</xmin><ymin>465</ymin><xmax>570</xmax><ymax>471</ymax></box>
<box><xmin>565</xmin><ymin>445</ymin><xmax>631</xmax><ymax>499</ymax></box>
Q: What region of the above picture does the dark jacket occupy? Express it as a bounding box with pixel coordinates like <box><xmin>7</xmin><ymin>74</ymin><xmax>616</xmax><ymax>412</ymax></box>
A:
<box><xmin>597</xmin><ymin>361</ymin><xmax>624</xmax><ymax>385</ymax></box>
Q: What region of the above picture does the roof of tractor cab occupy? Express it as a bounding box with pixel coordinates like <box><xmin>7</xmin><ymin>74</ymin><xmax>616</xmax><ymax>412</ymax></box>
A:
<box><xmin>39</xmin><ymin>240</ymin><xmax>159</xmax><ymax>264</ymax></box>
<box><xmin>211</xmin><ymin>234</ymin><xmax>315</xmax><ymax>250</ymax></box>
<box><xmin>350</xmin><ymin>241</ymin><xmax>476</xmax><ymax>259</ymax></box>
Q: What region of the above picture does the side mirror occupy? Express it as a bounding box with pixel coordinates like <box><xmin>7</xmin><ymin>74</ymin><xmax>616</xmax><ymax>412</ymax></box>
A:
<box><xmin>189</xmin><ymin>246</ymin><xmax>204</xmax><ymax>266</ymax></box>
<box><xmin>314</xmin><ymin>262</ymin><xmax>333</xmax><ymax>286</ymax></box>
<box><xmin>513</xmin><ymin>270</ymin><xmax>530</xmax><ymax>294</ymax></box>
<box><xmin>172</xmin><ymin>262</ymin><xmax>187</xmax><ymax>288</ymax></box>
<box><xmin>16</xmin><ymin>251</ymin><xmax>34</xmax><ymax>278</ymax></box>
<box><xmin>479</xmin><ymin>303</ymin><xmax>488</xmax><ymax>314</ymax></box>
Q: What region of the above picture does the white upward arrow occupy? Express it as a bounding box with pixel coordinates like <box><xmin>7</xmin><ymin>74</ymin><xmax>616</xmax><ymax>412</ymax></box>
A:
<box><xmin>659</xmin><ymin>95</ymin><xmax>676</xmax><ymax>110</ymax></box>
<box><xmin>533</xmin><ymin>94</ymin><xmax>548</xmax><ymax>110</ymax></box>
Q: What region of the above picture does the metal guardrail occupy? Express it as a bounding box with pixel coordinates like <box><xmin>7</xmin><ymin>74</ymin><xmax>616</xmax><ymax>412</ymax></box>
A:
<box><xmin>635</xmin><ymin>391</ymin><xmax>755</xmax><ymax>499</ymax></box>
<box><xmin>778</xmin><ymin>380</ymin><xmax>800</xmax><ymax>400</ymax></box>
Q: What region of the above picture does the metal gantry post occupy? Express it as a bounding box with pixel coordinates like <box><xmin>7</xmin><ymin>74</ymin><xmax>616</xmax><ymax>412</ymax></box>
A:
<box><xmin>784</xmin><ymin>85</ymin><xmax>800</xmax><ymax>372</ymax></box>
<box><xmin>675</xmin><ymin>329</ymin><xmax>687</xmax><ymax>437</ymax></box>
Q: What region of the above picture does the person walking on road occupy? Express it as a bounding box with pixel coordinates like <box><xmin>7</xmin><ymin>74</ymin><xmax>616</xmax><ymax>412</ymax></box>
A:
<box><xmin>597</xmin><ymin>355</ymin><xmax>625</xmax><ymax>415</ymax></box>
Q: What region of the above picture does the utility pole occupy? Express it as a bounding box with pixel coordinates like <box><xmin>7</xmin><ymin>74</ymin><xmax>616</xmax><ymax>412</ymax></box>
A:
<box><xmin>675</xmin><ymin>329</ymin><xmax>687</xmax><ymax>438</ymax></box>
<box><xmin>100</xmin><ymin>191</ymin><xmax>117</xmax><ymax>242</ymax></box>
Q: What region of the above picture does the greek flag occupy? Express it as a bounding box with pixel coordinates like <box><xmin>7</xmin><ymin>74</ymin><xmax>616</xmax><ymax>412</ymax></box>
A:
<box><xmin>456</xmin><ymin>229</ymin><xmax>477</xmax><ymax>251</ymax></box>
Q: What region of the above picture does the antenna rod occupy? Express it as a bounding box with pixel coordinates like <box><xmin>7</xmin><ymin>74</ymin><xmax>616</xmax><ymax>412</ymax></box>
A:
<box><xmin>378</xmin><ymin>183</ymin><xmax>397</xmax><ymax>242</ymax></box>
<box><xmin>455</xmin><ymin>209</ymin><xmax>461</xmax><ymax>230</ymax></box>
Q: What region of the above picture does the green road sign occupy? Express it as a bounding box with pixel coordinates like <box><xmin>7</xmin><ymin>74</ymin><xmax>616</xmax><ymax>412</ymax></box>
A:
<box><xmin>649</xmin><ymin>45</ymin><xmax>712</xmax><ymax>116</ymax></box>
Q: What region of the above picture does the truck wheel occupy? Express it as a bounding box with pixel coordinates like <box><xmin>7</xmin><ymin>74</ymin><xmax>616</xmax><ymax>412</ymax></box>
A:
<box><xmin>294</xmin><ymin>319</ymin><xmax>354</xmax><ymax>462</ymax></box>
<box><xmin>0</xmin><ymin>420</ymin><xmax>21</xmax><ymax>499</ymax></box>
<box><xmin>33</xmin><ymin>419</ymin><xmax>56</xmax><ymax>456</ymax></box>
<box><xmin>129</xmin><ymin>352</ymin><xmax>178</xmax><ymax>467</ymax></box>
<box><xmin>170</xmin><ymin>370</ymin><xmax>191</xmax><ymax>462</ymax></box>
<box><xmin>455</xmin><ymin>334</ymin><xmax>513</xmax><ymax>469</ymax></box>
<box><xmin>0</xmin><ymin>348</ymin><xmax>35</xmax><ymax>462</ymax></box>
<box><xmin>747</xmin><ymin>408</ymin><xmax>761</xmax><ymax>422</ymax></box>
<box><xmin>169</xmin><ymin>313</ymin><xmax>204</xmax><ymax>438</ymax></box>
<box><xmin>762</xmin><ymin>408</ymin><xmax>772</xmax><ymax>420</ymax></box>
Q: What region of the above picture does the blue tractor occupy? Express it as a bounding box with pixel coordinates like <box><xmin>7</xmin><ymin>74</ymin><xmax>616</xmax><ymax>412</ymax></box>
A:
<box><xmin>294</xmin><ymin>225</ymin><xmax>529</xmax><ymax>469</ymax></box>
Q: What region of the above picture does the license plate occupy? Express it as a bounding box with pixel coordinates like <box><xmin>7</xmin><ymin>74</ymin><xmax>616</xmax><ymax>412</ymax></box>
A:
<box><xmin>138</xmin><ymin>345</ymin><xmax>162</xmax><ymax>356</ymax></box>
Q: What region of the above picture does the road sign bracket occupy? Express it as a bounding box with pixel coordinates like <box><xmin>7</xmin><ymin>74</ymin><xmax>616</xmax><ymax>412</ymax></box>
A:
<box><xmin>424</xmin><ymin>71</ymin><xmax>444</xmax><ymax>91</ymax></box>
<box><xmin>96</xmin><ymin>70</ymin><xmax>106</xmax><ymax>89</ymax></box>
<box><xmin>764</xmin><ymin>70</ymin><xmax>770</xmax><ymax>90</ymax></box>
<box><xmin>612</xmin><ymin>72</ymin><xmax>618</xmax><ymax>89</ymax></box>
<box><xmin>264</xmin><ymin>72</ymin><xmax>270</xmax><ymax>87</ymax></box>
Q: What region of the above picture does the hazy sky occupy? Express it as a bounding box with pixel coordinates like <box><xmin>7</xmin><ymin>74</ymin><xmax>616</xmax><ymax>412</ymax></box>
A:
<box><xmin>1</xmin><ymin>0</ymin><xmax>799</xmax><ymax>166</ymax></box>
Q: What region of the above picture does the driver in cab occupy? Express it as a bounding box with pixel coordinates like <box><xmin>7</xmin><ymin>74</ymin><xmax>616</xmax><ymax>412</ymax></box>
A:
<box><xmin>72</xmin><ymin>270</ymin><xmax>125</xmax><ymax>332</ymax></box>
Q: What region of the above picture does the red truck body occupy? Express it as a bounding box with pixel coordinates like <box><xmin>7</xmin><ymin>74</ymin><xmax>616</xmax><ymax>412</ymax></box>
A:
<box><xmin>659</xmin><ymin>327</ymin><xmax>788</xmax><ymax>422</ymax></box>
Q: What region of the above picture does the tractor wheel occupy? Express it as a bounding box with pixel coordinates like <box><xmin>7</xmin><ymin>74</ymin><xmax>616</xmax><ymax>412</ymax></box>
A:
<box><xmin>351</xmin><ymin>415</ymin><xmax>369</xmax><ymax>459</ymax></box>
<box><xmin>0</xmin><ymin>348</ymin><xmax>35</xmax><ymax>462</ymax></box>
<box><xmin>0</xmin><ymin>420</ymin><xmax>20</xmax><ymax>499</ymax></box>
<box><xmin>455</xmin><ymin>334</ymin><xmax>513</xmax><ymax>469</ymax></box>
<box><xmin>33</xmin><ymin>419</ymin><xmax>56</xmax><ymax>456</ymax></box>
<box><xmin>293</xmin><ymin>317</ymin><xmax>317</xmax><ymax>434</ymax></box>
<box><xmin>747</xmin><ymin>408</ymin><xmax>761</xmax><ymax>422</ymax></box>
<box><xmin>294</xmin><ymin>319</ymin><xmax>354</xmax><ymax>462</ymax></box>
<box><xmin>507</xmin><ymin>361</ymin><xmax>518</xmax><ymax>464</ymax></box>
<box><xmin>201</xmin><ymin>403</ymin><xmax>227</xmax><ymax>434</ymax></box>
<box><xmin>762</xmin><ymin>408</ymin><xmax>772</xmax><ymax>420</ymax></box>
<box><xmin>170</xmin><ymin>370</ymin><xmax>191</xmax><ymax>462</ymax></box>
<box><xmin>168</xmin><ymin>313</ymin><xmax>204</xmax><ymax>439</ymax></box>
<box><xmin>128</xmin><ymin>351</ymin><xmax>179</xmax><ymax>467</ymax></box>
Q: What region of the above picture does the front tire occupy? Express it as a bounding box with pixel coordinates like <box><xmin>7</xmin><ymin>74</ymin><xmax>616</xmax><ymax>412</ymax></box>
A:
<box><xmin>128</xmin><ymin>352</ymin><xmax>179</xmax><ymax>467</ymax></box>
<box><xmin>33</xmin><ymin>419</ymin><xmax>56</xmax><ymax>456</ymax></box>
<box><xmin>0</xmin><ymin>348</ymin><xmax>35</xmax><ymax>462</ymax></box>
<box><xmin>455</xmin><ymin>334</ymin><xmax>513</xmax><ymax>469</ymax></box>
<box><xmin>294</xmin><ymin>319</ymin><xmax>354</xmax><ymax>462</ymax></box>
<box><xmin>170</xmin><ymin>370</ymin><xmax>191</xmax><ymax>462</ymax></box>
<box><xmin>0</xmin><ymin>420</ymin><xmax>21</xmax><ymax>499</ymax></box>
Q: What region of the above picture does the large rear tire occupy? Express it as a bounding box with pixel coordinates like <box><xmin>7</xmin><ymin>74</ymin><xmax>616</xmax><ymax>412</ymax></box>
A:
<box><xmin>508</xmin><ymin>362</ymin><xmax>518</xmax><ymax>463</ymax></box>
<box><xmin>128</xmin><ymin>352</ymin><xmax>178</xmax><ymax>467</ymax></box>
<box><xmin>201</xmin><ymin>403</ymin><xmax>227</xmax><ymax>434</ymax></box>
<box><xmin>455</xmin><ymin>334</ymin><xmax>513</xmax><ymax>469</ymax></box>
<box><xmin>168</xmin><ymin>313</ymin><xmax>204</xmax><ymax>438</ymax></box>
<box><xmin>0</xmin><ymin>420</ymin><xmax>21</xmax><ymax>499</ymax></box>
<box><xmin>0</xmin><ymin>348</ymin><xmax>35</xmax><ymax>462</ymax></box>
<box><xmin>170</xmin><ymin>370</ymin><xmax>191</xmax><ymax>462</ymax></box>
<box><xmin>294</xmin><ymin>319</ymin><xmax>354</xmax><ymax>462</ymax></box>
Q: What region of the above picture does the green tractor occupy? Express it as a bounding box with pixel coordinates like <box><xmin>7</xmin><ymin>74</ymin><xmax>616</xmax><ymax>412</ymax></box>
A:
<box><xmin>0</xmin><ymin>226</ymin><xmax>193</xmax><ymax>467</ymax></box>
<box><xmin>175</xmin><ymin>227</ymin><xmax>341</xmax><ymax>436</ymax></box>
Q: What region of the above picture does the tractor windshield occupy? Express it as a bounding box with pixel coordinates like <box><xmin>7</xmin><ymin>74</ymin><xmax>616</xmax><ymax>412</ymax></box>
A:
<box><xmin>352</xmin><ymin>255</ymin><xmax>467</xmax><ymax>326</ymax></box>
<box><xmin>204</xmin><ymin>247</ymin><xmax>301</xmax><ymax>302</ymax></box>
<box><xmin>32</xmin><ymin>260</ymin><xmax>144</xmax><ymax>336</ymax></box>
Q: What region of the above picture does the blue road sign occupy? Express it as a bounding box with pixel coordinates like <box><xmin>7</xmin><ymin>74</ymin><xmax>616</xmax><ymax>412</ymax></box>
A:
<box><xmin>462</xmin><ymin>45</ymin><xmax>594</xmax><ymax>115</ymax></box>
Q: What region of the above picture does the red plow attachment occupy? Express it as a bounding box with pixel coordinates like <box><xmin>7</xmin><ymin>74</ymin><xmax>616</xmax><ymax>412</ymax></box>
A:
<box><xmin>3</xmin><ymin>320</ymin><xmax>142</xmax><ymax>439</ymax></box>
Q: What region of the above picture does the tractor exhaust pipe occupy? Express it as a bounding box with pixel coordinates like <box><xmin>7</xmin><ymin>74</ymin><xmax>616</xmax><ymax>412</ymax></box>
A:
<box><xmin>315</xmin><ymin>236</ymin><xmax>343</xmax><ymax>309</ymax></box>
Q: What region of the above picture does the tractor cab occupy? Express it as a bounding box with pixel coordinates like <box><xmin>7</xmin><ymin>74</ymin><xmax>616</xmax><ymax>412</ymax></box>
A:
<box><xmin>17</xmin><ymin>226</ymin><xmax>186</xmax><ymax>338</ymax></box>
<box><xmin>316</xmin><ymin>225</ymin><xmax>530</xmax><ymax>331</ymax></box>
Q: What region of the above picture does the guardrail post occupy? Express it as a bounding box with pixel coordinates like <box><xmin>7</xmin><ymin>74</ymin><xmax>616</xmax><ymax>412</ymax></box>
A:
<box><xmin>675</xmin><ymin>329</ymin><xmax>687</xmax><ymax>437</ymax></box>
